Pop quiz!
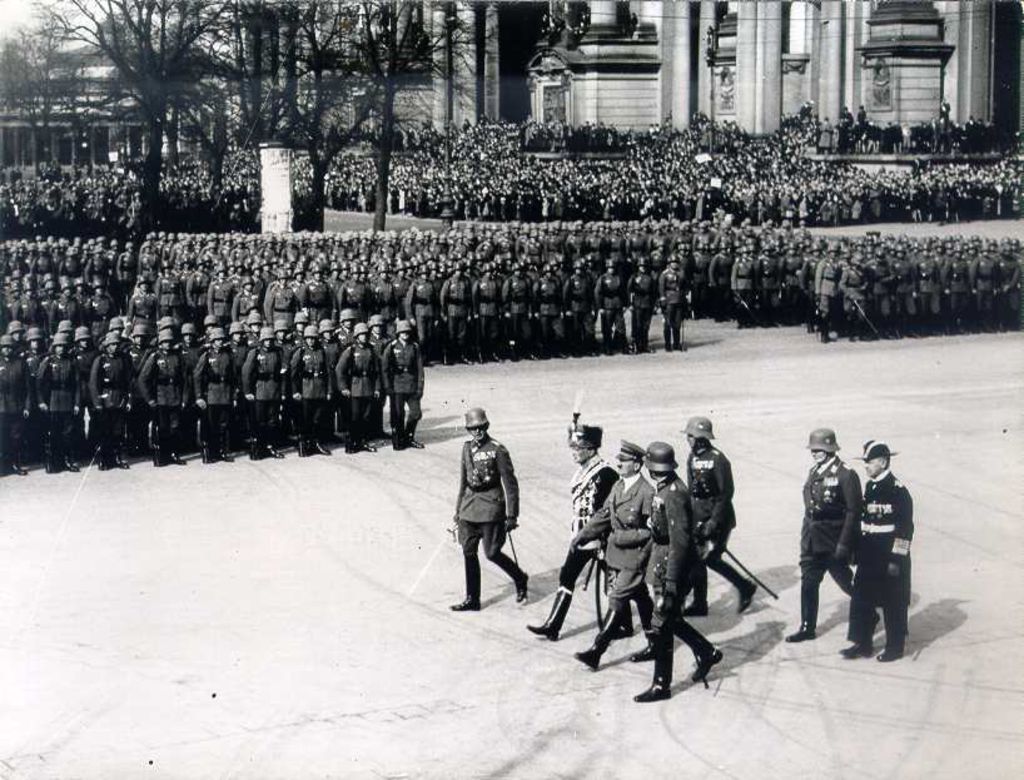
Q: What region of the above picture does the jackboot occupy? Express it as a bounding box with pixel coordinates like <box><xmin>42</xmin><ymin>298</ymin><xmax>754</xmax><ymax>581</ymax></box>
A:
<box><xmin>575</xmin><ymin>608</ymin><xmax>619</xmax><ymax>671</ymax></box>
<box><xmin>527</xmin><ymin>590</ymin><xmax>573</xmax><ymax>641</ymax></box>
<box><xmin>634</xmin><ymin>638</ymin><xmax>674</xmax><ymax>703</ymax></box>
<box><xmin>450</xmin><ymin>555</ymin><xmax>481</xmax><ymax>611</ymax></box>
<box><xmin>630</xmin><ymin>631</ymin><xmax>658</xmax><ymax>663</ymax></box>
<box><xmin>785</xmin><ymin>623</ymin><xmax>816</xmax><ymax>643</ymax></box>
<box><xmin>249</xmin><ymin>442</ymin><xmax>262</xmax><ymax>461</ymax></box>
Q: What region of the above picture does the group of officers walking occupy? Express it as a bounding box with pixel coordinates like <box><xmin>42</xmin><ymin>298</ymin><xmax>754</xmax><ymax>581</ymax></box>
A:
<box><xmin>0</xmin><ymin>308</ymin><xmax>426</xmax><ymax>475</ymax></box>
<box><xmin>450</xmin><ymin>409</ymin><xmax>914</xmax><ymax>703</ymax></box>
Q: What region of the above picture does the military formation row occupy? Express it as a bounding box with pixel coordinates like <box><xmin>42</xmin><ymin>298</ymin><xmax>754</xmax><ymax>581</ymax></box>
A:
<box><xmin>2</xmin><ymin>223</ymin><xmax>1021</xmax><ymax>360</ymax></box>
<box><xmin>0</xmin><ymin>314</ymin><xmax>427</xmax><ymax>476</ymax></box>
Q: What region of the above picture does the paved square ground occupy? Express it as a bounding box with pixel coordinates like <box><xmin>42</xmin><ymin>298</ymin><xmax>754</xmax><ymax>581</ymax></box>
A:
<box><xmin>1</xmin><ymin>322</ymin><xmax>1022</xmax><ymax>779</ymax></box>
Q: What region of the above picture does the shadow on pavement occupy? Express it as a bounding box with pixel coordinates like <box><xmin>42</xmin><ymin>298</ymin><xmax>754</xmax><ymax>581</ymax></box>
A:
<box><xmin>671</xmin><ymin>620</ymin><xmax>788</xmax><ymax>694</ymax></box>
<box><xmin>684</xmin><ymin>564</ymin><xmax>800</xmax><ymax>636</ymax></box>
<box><xmin>419</xmin><ymin>414</ymin><xmax>464</xmax><ymax>445</ymax></box>
<box><xmin>907</xmin><ymin>598</ymin><xmax>969</xmax><ymax>654</ymax></box>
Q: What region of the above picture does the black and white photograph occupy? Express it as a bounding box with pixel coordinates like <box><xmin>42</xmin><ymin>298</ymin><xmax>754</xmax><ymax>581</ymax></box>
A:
<box><xmin>0</xmin><ymin>0</ymin><xmax>1022</xmax><ymax>777</ymax></box>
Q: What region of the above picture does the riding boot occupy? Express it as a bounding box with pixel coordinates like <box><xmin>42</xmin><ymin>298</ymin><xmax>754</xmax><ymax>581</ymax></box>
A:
<box><xmin>63</xmin><ymin>456</ymin><xmax>80</xmax><ymax>473</ymax></box>
<box><xmin>634</xmin><ymin>634</ymin><xmax>674</xmax><ymax>702</ymax></box>
<box><xmin>575</xmin><ymin>608</ymin><xmax>620</xmax><ymax>670</ymax></box>
<box><xmin>630</xmin><ymin>631</ymin><xmax>658</xmax><ymax>663</ymax></box>
<box><xmin>406</xmin><ymin>419</ymin><xmax>424</xmax><ymax>449</ymax></box>
<box><xmin>450</xmin><ymin>555</ymin><xmax>482</xmax><ymax>611</ymax></box>
<box><xmin>527</xmin><ymin>590</ymin><xmax>573</xmax><ymax>641</ymax></box>
<box><xmin>249</xmin><ymin>441</ymin><xmax>261</xmax><ymax>461</ymax></box>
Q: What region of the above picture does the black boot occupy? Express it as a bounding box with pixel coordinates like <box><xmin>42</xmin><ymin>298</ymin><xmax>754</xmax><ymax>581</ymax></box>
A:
<box><xmin>392</xmin><ymin>433</ymin><xmax>406</xmax><ymax>451</ymax></box>
<box><xmin>152</xmin><ymin>447</ymin><xmax>164</xmax><ymax>468</ymax></box>
<box><xmin>575</xmin><ymin>609</ymin><xmax>618</xmax><ymax>671</ymax></box>
<box><xmin>115</xmin><ymin>450</ymin><xmax>130</xmax><ymax>469</ymax></box>
<box><xmin>785</xmin><ymin>624</ymin><xmax>816</xmax><ymax>643</ymax></box>
<box><xmin>634</xmin><ymin>637</ymin><xmax>673</xmax><ymax>703</ymax></box>
<box><xmin>450</xmin><ymin>556</ymin><xmax>481</xmax><ymax>611</ymax></box>
<box><xmin>169</xmin><ymin>452</ymin><xmax>187</xmax><ymax>466</ymax></box>
<box><xmin>406</xmin><ymin>420</ymin><xmax>424</xmax><ymax>449</ymax></box>
<box><xmin>692</xmin><ymin>648</ymin><xmax>723</xmax><ymax>687</ymax></box>
<box><xmin>267</xmin><ymin>445</ymin><xmax>284</xmax><ymax>459</ymax></box>
<box><xmin>314</xmin><ymin>441</ymin><xmax>332</xmax><ymax>456</ymax></box>
<box><xmin>250</xmin><ymin>442</ymin><xmax>261</xmax><ymax>461</ymax></box>
<box><xmin>737</xmin><ymin>580</ymin><xmax>757</xmax><ymax>613</ymax></box>
<box><xmin>298</xmin><ymin>440</ymin><xmax>310</xmax><ymax>458</ymax></box>
<box><xmin>201</xmin><ymin>446</ymin><xmax>212</xmax><ymax>464</ymax></box>
<box><xmin>630</xmin><ymin>631</ymin><xmax>658</xmax><ymax>663</ymax></box>
<box><xmin>527</xmin><ymin>590</ymin><xmax>573</xmax><ymax>640</ymax></box>
<box><xmin>839</xmin><ymin>643</ymin><xmax>874</xmax><ymax>659</ymax></box>
<box><xmin>11</xmin><ymin>456</ymin><xmax>28</xmax><ymax>476</ymax></box>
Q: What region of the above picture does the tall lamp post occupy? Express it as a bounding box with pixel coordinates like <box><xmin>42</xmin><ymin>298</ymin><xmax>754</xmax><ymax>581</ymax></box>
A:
<box><xmin>438</xmin><ymin>0</ymin><xmax>456</xmax><ymax>228</ymax></box>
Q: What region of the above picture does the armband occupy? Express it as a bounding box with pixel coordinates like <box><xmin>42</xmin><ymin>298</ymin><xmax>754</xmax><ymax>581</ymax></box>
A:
<box><xmin>892</xmin><ymin>537</ymin><xmax>911</xmax><ymax>556</ymax></box>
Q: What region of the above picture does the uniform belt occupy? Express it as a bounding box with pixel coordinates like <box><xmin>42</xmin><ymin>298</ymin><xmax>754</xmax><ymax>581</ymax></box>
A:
<box><xmin>862</xmin><ymin>523</ymin><xmax>896</xmax><ymax>534</ymax></box>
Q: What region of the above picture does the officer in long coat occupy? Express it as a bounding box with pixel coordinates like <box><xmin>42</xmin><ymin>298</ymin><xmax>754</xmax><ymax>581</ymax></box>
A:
<box><xmin>572</xmin><ymin>440</ymin><xmax>655</xmax><ymax>671</ymax></box>
<box><xmin>527</xmin><ymin>424</ymin><xmax>618</xmax><ymax>641</ymax></box>
<box><xmin>842</xmin><ymin>440</ymin><xmax>914</xmax><ymax>663</ymax></box>
<box><xmin>680</xmin><ymin>416</ymin><xmax>756</xmax><ymax>616</ymax></box>
<box><xmin>633</xmin><ymin>442</ymin><xmax>722</xmax><ymax>703</ymax></box>
<box><xmin>787</xmin><ymin>428</ymin><xmax>860</xmax><ymax>643</ymax></box>
<box><xmin>451</xmin><ymin>408</ymin><xmax>528</xmax><ymax>612</ymax></box>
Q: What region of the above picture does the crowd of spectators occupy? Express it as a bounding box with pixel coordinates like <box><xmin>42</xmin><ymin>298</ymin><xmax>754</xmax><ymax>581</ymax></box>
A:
<box><xmin>2</xmin><ymin>116</ymin><xmax>1020</xmax><ymax>239</ymax></box>
<box><xmin>315</xmin><ymin>117</ymin><xmax>1021</xmax><ymax>226</ymax></box>
<box><xmin>0</xmin><ymin>153</ymin><xmax>260</xmax><ymax>240</ymax></box>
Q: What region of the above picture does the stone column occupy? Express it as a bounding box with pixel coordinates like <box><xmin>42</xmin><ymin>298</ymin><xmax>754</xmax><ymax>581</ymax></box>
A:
<box><xmin>736</xmin><ymin>0</ymin><xmax>758</xmax><ymax>131</ymax></box>
<box><xmin>843</xmin><ymin>0</ymin><xmax>868</xmax><ymax>115</ymax></box>
<box><xmin>431</xmin><ymin>4</ymin><xmax>447</xmax><ymax>128</ymax></box>
<box><xmin>483</xmin><ymin>2</ymin><xmax>500</xmax><ymax>120</ymax></box>
<box><xmin>259</xmin><ymin>143</ymin><xmax>293</xmax><ymax>234</ymax></box>
<box><xmin>641</xmin><ymin>1</ymin><xmax>665</xmax><ymax>121</ymax></box>
<box><xmin>805</xmin><ymin>0</ymin><xmax>821</xmax><ymax>108</ymax></box>
<box><xmin>937</xmin><ymin>2</ymin><xmax>961</xmax><ymax>121</ymax></box>
<box><xmin>697</xmin><ymin>1</ymin><xmax>715</xmax><ymax>116</ymax></box>
<box><xmin>454</xmin><ymin>2</ymin><xmax>477</xmax><ymax>125</ymax></box>
<box><xmin>758</xmin><ymin>0</ymin><xmax>782</xmax><ymax>132</ymax></box>
<box><xmin>958</xmin><ymin>0</ymin><xmax>993</xmax><ymax>121</ymax></box>
<box><xmin>819</xmin><ymin>0</ymin><xmax>843</xmax><ymax>123</ymax></box>
<box><xmin>671</xmin><ymin>0</ymin><xmax>692</xmax><ymax>127</ymax></box>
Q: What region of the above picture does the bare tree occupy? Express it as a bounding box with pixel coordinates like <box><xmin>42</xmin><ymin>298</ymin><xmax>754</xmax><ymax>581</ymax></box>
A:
<box><xmin>47</xmin><ymin>0</ymin><xmax>229</xmax><ymax>228</ymax></box>
<box><xmin>0</xmin><ymin>13</ymin><xmax>84</xmax><ymax>165</ymax></box>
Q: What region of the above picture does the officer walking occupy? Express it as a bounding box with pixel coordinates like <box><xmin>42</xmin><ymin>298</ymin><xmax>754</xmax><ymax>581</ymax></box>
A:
<box><xmin>572</xmin><ymin>441</ymin><xmax>655</xmax><ymax>671</ymax></box>
<box><xmin>451</xmin><ymin>408</ymin><xmax>529</xmax><ymax>612</ymax></box>
<box><xmin>786</xmin><ymin>428</ymin><xmax>860</xmax><ymax>643</ymax></box>
<box><xmin>680</xmin><ymin>416</ymin><xmax>757</xmax><ymax>616</ymax></box>
<box><xmin>633</xmin><ymin>442</ymin><xmax>722</xmax><ymax>703</ymax></box>
<box><xmin>527</xmin><ymin>424</ymin><xmax>618</xmax><ymax>641</ymax></box>
<box><xmin>842</xmin><ymin>440</ymin><xmax>914</xmax><ymax>663</ymax></box>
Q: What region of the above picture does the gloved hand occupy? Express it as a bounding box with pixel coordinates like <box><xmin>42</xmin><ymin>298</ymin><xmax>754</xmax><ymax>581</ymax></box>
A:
<box><xmin>835</xmin><ymin>543</ymin><xmax>850</xmax><ymax>563</ymax></box>
<box><xmin>887</xmin><ymin>561</ymin><xmax>900</xmax><ymax>577</ymax></box>
<box><xmin>505</xmin><ymin>516</ymin><xmax>518</xmax><ymax>533</ymax></box>
<box><xmin>700</xmin><ymin>540</ymin><xmax>717</xmax><ymax>561</ymax></box>
<box><xmin>196</xmin><ymin>399</ymin><xmax>207</xmax><ymax>410</ymax></box>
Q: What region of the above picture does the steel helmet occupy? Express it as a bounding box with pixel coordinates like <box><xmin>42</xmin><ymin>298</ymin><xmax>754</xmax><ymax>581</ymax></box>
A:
<box><xmin>683</xmin><ymin>415</ymin><xmax>715</xmax><ymax>440</ymax></box>
<box><xmin>395</xmin><ymin>320</ymin><xmax>413</xmax><ymax>335</ymax></box>
<box><xmin>302</xmin><ymin>325</ymin><xmax>319</xmax><ymax>339</ymax></box>
<box><xmin>464</xmin><ymin>407</ymin><xmax>489</xmax><ymax>429</ymax></box>
<box><xmin>644</xmin><ymin>441</ymin><xmax>678</xmax><ymax>474</ymax></box>
<box><xmin>207</xmin><ymin>328</ymin><xmax>226</xmax><ymax>342</ymax></box>
<box><xmin>259</xmin><ymin>326</ymin><xmax>275</xmax><ymax>342</ymax></box>
<box><xmin>53</xmin><ymin>332</ymin><xmax>72</xmax><ymax>346</ymax></box>
<box><xmin>807</xmin><ymin>427</ymin><xmax>840</xmax><ymax>453</ymax></box>
<box><xmin>353</xmin><ymin>322</ymin><xmax>370</xmax><ymax>337</ymax></box>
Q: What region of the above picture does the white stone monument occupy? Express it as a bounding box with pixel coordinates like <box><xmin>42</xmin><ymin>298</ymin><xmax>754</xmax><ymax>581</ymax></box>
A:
<box><xmin>259</xmin><ymin>143</ymin><xmax>294</xmax><ymax>234</ymax></box>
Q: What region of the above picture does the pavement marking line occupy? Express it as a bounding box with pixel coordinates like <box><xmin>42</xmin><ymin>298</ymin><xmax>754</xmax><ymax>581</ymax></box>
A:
<box><xmin>15</xmin><ymin>448</ymin><xmax>98</xmax><ymax>645</ymax></box>
<box><xmin>407</xmin><ymin>537</ymin><xmax>449</xmax><ymax>597</ymax></box>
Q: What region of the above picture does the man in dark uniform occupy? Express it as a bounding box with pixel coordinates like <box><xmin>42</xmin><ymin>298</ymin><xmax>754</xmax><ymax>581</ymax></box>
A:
<box><xmin>533</xmin><ymin>263</ymin><xmax>565</xmax><ymax>359</ymax></box>
<box><xmin>381</xmin><ymin>320</ymin><xmax>424</xmax><ymax>450</ymax></box>
<box><xmin>451</xmin><ymin>408</ymin><xmax>528</xmax><ymax>612</ymax></box>
<box><xmin>241</xmin><ymin>326</ymin><xmax>286</xmax><ymax>460</ymax></box>
<box><xmin>405</xmin><ymin>269</ymin><xmax>439</xmax><ymax>364</ymax></box>
<box><xmin>139</xmin><ymin>330</ymin><xmax>189</xmax><ymax>467</ymax></box>
<box><xmin>440</xmin><ymin>263</ymin><xmax>472</xmax><ymax>364</ymax></box>
<box><xmin>658</xmin><ymin>258</ymin><xmax>686</xmax><ymax>352</ymax></box>
<box><xmin>842</xmin><ymin>440</ymin><xmax>914</xmax><ymax>663</ymax></box>
<box><xmin>88</xmin><ymin>331</ymin><xmax>132</xmax><ymax>470</ymax></box>
<box><xmin>572</xmin><ymin>440</ymin><xmax>655</xmax><ymax>670</ymax></box>
<box><xmin>786</xmin><ymin>428</ymin><xmax>860</xmax><ymax>643</ymax></box>
<box><xmin>628</xmin><ymin>260</ymin><xmax>656</xmax><ymax>354</ymax></box>
<box><xmin>594</xmin><ymin>258</ymin><xmax>626</xmax><ymax>354</ymax></box>
<box><xmin>501</xmin><ymin>265</ymin><xmax>532</xmax><ymax>360</ymax></box>
<box><xmin>680</xmin><ymin>416</ymin><xmax>757</xmax><ymax>616</ymax></box>
<box><xmin>471</xmin><ymin>263</ymin><xmax>502</xmax><ymax>362</ymax></box>
<box><xmin>336</xmin><ymin>322</ymin><xmax>381</xmax><ymax>454</ymax></box>
<box><xmin>72</xmin><ymin>326</ymin><xmax>99</xmax><ymax>459</ymax></box>
<box><xmin>193</xmin><ymin>327</ymin><xmax>235</xmax><ymax>463</ymax></box>
<box><xmin>563</xmin><ymin>260</ymin><xmax>597</xmax><ymax>357</ymax></box>
<box><xmin>633</xmin><ymin>442</ymin><xmax>722</xmax><ymax>702</ymax></box>
<box><xmin>527</xmin><ymin>424</ymin><xmax>618</xmax><ymax>641</ymax></box>
<box><xmin>290</xmin><ymin>324</ymin><xmax>332</xmax><ymax>457</ymax></box>
<box><xmin>37</xmin><ymin>331</ymin><xmax>81</xmax><ymax>473</ymax></box>
<box><xmin>0</xmin><ymin>334</ymin><xmax>31</xmax><ymax>475</ymax></box>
